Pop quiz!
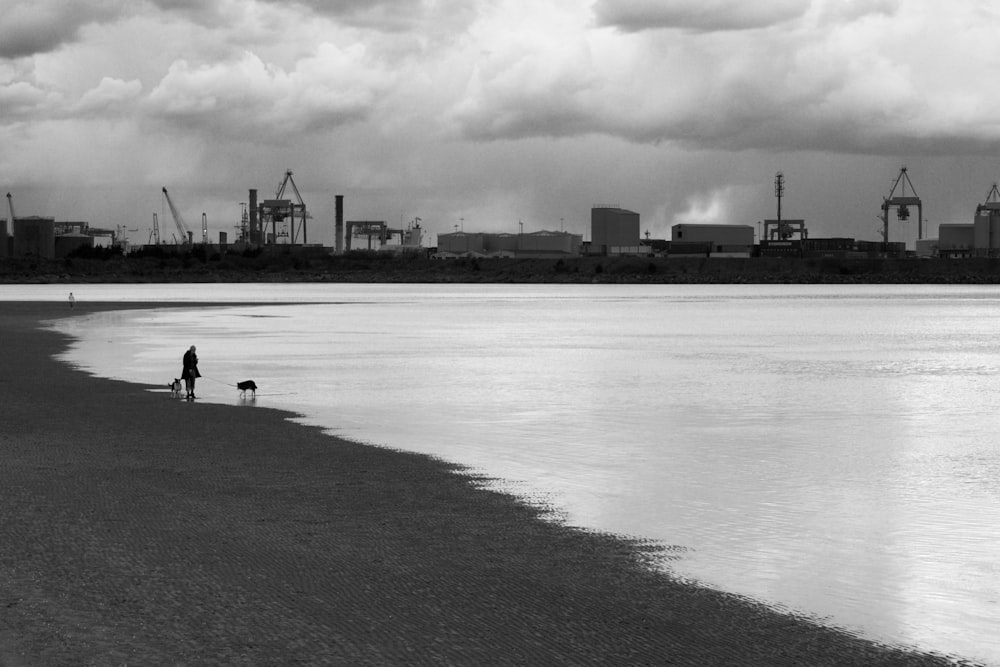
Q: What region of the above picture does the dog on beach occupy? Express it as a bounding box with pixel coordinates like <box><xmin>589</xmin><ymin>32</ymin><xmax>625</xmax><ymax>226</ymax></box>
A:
<box><xmin>237</xmin><ymin>380</ymin><xmax>258</xmax><ymax>398</ymax></box>
<box><xmin>168</xmin><ymin>378</ymin><xmax>182</xmax><ymax>397</ymax></box>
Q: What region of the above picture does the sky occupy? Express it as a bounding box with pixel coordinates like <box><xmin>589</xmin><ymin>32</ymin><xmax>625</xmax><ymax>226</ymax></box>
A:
<box><xmin>4</xmin><ymin>0</ymin><xmax>1000</xmax><ymax>249</ymax></box>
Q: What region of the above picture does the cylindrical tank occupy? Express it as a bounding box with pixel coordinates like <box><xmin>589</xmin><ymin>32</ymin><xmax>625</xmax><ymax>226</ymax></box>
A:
<box><xmin>13</xmin><ymin>217</ymin><xmax>55</xmax><ymax>259</ymax></box>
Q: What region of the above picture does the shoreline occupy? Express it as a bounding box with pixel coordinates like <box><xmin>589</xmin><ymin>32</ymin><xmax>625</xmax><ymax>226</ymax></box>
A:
<box><xmin>0</xmin><ymin>302</ymin><xmax>972</xmax><ymax>665</ymax></box>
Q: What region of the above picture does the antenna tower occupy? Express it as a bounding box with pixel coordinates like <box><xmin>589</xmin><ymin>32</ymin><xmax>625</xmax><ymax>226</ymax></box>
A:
<box><xmin>774</xmin><ymin>172</ymin><xmax>785</xmax><ymax>222</ymax></box>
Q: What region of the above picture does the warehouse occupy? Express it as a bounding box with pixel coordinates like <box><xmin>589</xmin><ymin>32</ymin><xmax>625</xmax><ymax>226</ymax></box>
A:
<box><xmin>671</xmin><ymin>224</ymin><xmax>754</xmax><ymax>258</ymax></box>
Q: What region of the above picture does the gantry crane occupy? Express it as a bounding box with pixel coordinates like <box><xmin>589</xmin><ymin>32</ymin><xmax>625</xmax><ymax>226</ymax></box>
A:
<box><xmin>881</xmin><ymin>167</ymin><xmax>923</xmax><ymax>244</ymax></box>
<box><xmin>162</xmin><ymin>187</ymin><xmax>193</xmax><ymax>245</ymax></box>
<box><xmin>261</xmin><ymin>169</ymin><xmax>310</xmax><ymax>244</ymax></box>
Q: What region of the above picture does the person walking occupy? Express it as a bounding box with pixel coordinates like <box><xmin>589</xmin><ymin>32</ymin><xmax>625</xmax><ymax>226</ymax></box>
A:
<box><xmin>68</xmin><ymin>292</ymin><xmax>75</xmax><ymax>309</ymax></box>
<box><xmin>181</xmin><ymin>345</ymin><xmax>200</xmax><ymax>400</ymax></box>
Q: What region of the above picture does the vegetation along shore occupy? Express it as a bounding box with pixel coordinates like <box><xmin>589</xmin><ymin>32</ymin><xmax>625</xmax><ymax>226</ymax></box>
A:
<box><xmin>7</xmin><ymin>250</ymin><xmax>1000</xmax><ymax>284</ymax></box>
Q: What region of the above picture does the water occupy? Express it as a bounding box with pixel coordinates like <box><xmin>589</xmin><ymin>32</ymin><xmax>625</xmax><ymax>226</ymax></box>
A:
<box><xmin>5</xmin><ymin>283</ymin><xmax>999</xmax><ymax>664</ymax></box>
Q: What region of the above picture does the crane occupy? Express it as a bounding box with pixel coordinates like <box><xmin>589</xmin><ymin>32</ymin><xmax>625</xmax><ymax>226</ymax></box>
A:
<box><xmin>880</xmin><ymin>166</ymin><xmax>922</xmax><ymax>244</ymax></box>
<box><xmin>162</xmin><ymin>187</ymin><xmax>192</xmax><ymax>244</ymax></box>
<box><xmin>150</xmin><ymin>213</ymin><xmax>161</xmax><ymax>245</ymax></box>
<box><xmin>274</xmin><ymin>169</ymin><xmax>310</xmax><ymax>244</ymax></box>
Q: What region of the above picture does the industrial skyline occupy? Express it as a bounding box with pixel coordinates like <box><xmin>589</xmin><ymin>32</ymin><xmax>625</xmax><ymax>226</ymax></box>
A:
<box><xmin>4</xmin><ymin>1</ymin><xmax>1000</xmax><ymax>248</ymax></box>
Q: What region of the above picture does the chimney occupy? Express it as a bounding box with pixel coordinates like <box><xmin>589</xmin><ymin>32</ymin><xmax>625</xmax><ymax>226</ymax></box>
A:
<box><xmin>335</xmin><ymin>195</ymin><xmax>344</xmax><ymax>254</ymax></box>
<box><xmin>249</xmin><ymin>189</ymin><xmax>258</xmax><ymax>244</ymax></box>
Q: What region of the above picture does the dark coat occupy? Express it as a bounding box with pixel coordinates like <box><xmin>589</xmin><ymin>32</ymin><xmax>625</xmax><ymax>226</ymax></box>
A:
<box><xmin>182</xmin><ymin>350</ymin><xmax>201</xmax><ymax>380</ymax></box>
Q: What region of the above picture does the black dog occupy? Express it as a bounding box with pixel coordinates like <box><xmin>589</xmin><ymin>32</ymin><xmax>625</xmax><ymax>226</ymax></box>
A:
<box><xmin>168</xmin><ymin>378</ymin><xmax>182</xmax><ymax>397</ymax></box>
<box><xmin>237</xmin><ymin>380</ymin><xmax>258</xmax><ymax>398</ymax></box>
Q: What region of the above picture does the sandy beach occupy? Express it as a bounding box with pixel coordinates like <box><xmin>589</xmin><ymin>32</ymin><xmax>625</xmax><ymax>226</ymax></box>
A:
<box><xmin>0</xmin><ymin>301</ymin><xmax>967</xmax><ymax>665</ymax></box>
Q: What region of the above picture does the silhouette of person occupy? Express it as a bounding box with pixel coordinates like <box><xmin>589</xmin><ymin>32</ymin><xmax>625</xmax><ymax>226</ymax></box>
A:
<box><xmin>181</xmin><ymin>345</ymin><xmax>200</xmax><ymax>399</ymax></box>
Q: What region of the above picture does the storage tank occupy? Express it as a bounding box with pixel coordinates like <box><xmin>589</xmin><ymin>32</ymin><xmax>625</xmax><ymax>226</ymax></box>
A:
<box><xmin>13</xmin><ymin>217</ymin><xmax>55</xmax><ymax>259</ymax></box>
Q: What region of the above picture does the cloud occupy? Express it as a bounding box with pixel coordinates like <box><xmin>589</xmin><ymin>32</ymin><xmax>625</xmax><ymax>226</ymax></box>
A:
<box><xmin>0</xmin><ymin>1</ymin><xmax>127</xmax><ymax>59</ymax></box>
<box><xmin>290</xmin><ymin>0</ymin><xmax>431</xmax><ymax>30</ymax></box>
<box><xmin>449</xmin><ymin>0</ymin><xmax>1000</xmax><ymax>157</ymax></box>
<box><xmin>671</xmin><ymin>186</ymin><xmax>749</xmax><ymax>225</ymax></box>
<box><xmin>144</xmin><ymin>0</ymin><xmax>478</xmax><ymax>35</ymax></box>
<box><xmin>814</xmin><ymin>0</ymin><xmax>901</xmax><ymax>24</ymax></box>
<box><xmin>73</xmin><ymin>77</ymin><xmax>143</xmax><ymax>116</ymax></box>
<box><xmin>593</xmin><ymin>0</ymin><xmax>807</xmax><ymax>33</ymax></box>
<box><xmin>144</xmin><ymin>44</ymin><xmax>395</xmax><ymax>137</ymax></box>
<box><xmin>0</xmin><ymin>81</ymin><xmax>62</xmax><ymax>122</ymax></box>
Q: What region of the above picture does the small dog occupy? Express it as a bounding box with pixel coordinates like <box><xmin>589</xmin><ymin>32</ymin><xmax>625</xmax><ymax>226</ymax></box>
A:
<box><xmin>237</xmin><ymin>380</ymin><xmax>258</xmax><ymax>398</ymax></box>
<box><xmin>168</xmin><ymin>378</ymin><xmax>182</xmax><ymax>397</ymax></box>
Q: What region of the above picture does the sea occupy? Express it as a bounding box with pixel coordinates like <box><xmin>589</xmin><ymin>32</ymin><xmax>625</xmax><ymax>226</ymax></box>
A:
<box><xmin>3</xmin><ymin>282</ymin><xmax>998</xmax><ymax>665</ymax></box>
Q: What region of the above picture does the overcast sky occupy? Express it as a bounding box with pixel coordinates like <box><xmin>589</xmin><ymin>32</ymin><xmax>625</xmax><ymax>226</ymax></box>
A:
<box><xmin>3</xmin><ymin>0</ymin><xmax>1000</xmax><ymax>248</ymax></box>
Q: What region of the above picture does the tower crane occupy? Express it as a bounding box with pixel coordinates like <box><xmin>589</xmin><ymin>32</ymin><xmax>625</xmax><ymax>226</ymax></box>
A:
<box><xmin>162</xmin><ymin>187</ymin><xmax>193</xmax><ymax>245</ymax></box>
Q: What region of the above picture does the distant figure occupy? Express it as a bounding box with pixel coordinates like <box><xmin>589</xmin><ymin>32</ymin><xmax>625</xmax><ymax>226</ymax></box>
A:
<box><xmin>68</xmin><ymin>292</ymin><xmax>75</xmax><ymax>309</ymax></box>
<box><xmin>181</xmin><ymin>345</ymin><xmax>200</xmax><ymax>400</ymax></box>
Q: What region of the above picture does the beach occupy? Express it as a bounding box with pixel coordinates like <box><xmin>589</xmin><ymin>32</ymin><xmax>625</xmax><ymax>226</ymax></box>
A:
<box><xmin>0</xmin><ymin>301</ymin><xmax>967</xmax><ymax>665</ymax></box>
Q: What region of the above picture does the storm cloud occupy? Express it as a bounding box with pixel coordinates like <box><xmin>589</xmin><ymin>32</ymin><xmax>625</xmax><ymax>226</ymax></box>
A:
<box><xmin>2</xmin><ymin>0</ymin><xmax>1000</xmax><ymax>247</ymax></box>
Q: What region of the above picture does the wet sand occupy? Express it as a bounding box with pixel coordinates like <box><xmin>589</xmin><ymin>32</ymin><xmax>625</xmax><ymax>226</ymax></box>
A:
<box><xmin>0</xmin><ymin>301</ymin><xmax>968</xmax><ymax>665</ymax></box>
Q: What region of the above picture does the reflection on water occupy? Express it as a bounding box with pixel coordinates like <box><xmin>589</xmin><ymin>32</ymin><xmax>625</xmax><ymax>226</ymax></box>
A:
<box><xmin>17</xmin><ymin>283</ymin><xmax>1000</xmax><ymax>665</ymax></box>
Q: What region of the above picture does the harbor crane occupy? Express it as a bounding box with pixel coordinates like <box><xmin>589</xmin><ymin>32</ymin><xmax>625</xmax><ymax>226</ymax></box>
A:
<box><xmin>259</xmin><ymin>170</ymin><xmax>310</xmax><ymax>244</ymax></box>
<box><xmin>976</xmin><ymin>182</ymin><xmax>1000</xmax><ymax>215</ymax></box>
<box><xmin>881</xmin><ymin>166</ymin><xmax>922</xmax><ymax>244</ymax></box>
<box><xmin>162</xmin><ymin>187</ymin><xmax>193</xmax><ymax>245</ymax></box>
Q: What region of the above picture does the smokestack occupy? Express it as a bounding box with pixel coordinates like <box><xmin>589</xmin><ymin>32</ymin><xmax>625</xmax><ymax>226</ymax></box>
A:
<box><xmin>335</xmin><ymin>195</ymin><xmax>344</xmax><ymax>254</ymax></box>
<box><xmin>249</xmin><ymin>189</ymin><xmax>258</xmax><ymax>244</ymax></box>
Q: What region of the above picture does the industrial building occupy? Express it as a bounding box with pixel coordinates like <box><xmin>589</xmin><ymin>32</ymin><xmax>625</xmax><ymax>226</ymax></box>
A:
<box><xmin>914</xmin><ymin>184</ymin><xmax>1000</xmax><ymax>258</ymax></box>
<box><xmin>974</xmin><ymin>187</ymin><xmax>1000</xmax><ymax>257</ymax></box>
<box><xmin>435</xmin><ymin>229</ymin><xmax>582</xmax><ymax>258</ymax></box>
<box><xmin>591</xmin><ymin>207</ymin><xmax>641</xmax><ymax>255</ymax></box>
<box><xmin>670</xmin><ymin>224</ymin><xmax>754</xmax><ymax>257</ymax></box>
<box><xmin>937</xmin><ymin>224</ymin><xmax>974</xmax><ymax>258</ymax></box>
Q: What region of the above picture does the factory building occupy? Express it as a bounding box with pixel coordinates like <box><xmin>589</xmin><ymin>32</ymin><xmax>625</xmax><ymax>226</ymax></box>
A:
<box><xmin>927</xmin><ymin>188</ymin><xmax>1000</xmax><ymax>258</ymax></box>
<box><xmin>938</xmin><ymin>224</ymin><xmax>974</xmax><ymax>258</ymax></box>
<box><xmin>974</xmin><ymin>199</ymin><xmax>1000</xmax><ymax>257</ymax></box>
<box><xmin>435</xmin><ymin>230</ymin><xmax>582</xmax><ymax>258</ymax></box>
<box><xmin>437</xmin><ymin>232</ymin><xmax>486</xmax><ymax>255</ymax></box>
<box><xmin>591</xmin><ymin>207</ymin><xmax>641</xmax><ymax>255</ymax></box>
<box><xmin>670</xmin><ymin>224</ymin><xmax>754</xmax><ymax>257</ymax></box>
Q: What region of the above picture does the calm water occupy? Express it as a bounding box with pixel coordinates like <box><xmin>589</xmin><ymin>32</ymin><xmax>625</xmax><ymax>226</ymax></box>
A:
<box><xmin>5</xmin><ymin>283</ymin><xmax>999</xmax><ymax>664</ymax></box>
